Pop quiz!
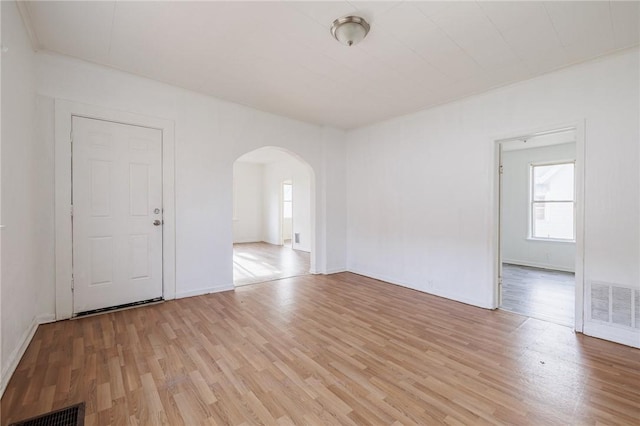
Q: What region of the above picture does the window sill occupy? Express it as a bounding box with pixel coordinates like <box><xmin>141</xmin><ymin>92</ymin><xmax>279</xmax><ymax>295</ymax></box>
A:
<box><xmin>526</xmin><ymin>237</ymin><xmax>575</xmax><ymax>244</ymax></box>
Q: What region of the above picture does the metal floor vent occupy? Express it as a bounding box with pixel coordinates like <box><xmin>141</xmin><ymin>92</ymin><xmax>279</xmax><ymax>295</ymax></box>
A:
<box><xmin>9</xmin><ymin>403</ymin><xmax>84</xmax><ymax>426</ymax></box>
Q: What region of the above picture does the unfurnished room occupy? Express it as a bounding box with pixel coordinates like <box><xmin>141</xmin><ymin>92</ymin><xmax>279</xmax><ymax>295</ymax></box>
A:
<box><xmin>1</xmin><ymin>1</ymin><xmax>639</xmax><ymax>425</ymax></box>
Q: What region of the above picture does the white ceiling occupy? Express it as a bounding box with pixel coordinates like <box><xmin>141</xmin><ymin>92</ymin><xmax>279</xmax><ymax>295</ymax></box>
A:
<box><xmin>20</xmin><ymin>1</ymin><xmax>640</xmax><ymax>129</ymax></box>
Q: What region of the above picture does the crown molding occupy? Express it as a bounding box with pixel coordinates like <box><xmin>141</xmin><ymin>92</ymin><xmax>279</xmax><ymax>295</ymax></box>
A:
<box><xmin>15</xmin><ymin>0</ymin><xmax>40</xmax><ymax>51</ymax></box>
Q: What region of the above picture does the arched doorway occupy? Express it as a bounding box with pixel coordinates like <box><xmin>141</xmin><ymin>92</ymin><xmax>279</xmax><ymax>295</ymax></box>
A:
<box><xmin>232</xmin><ymin>147</ymin><xmax>315</xmax><ymax>286</ymax></box>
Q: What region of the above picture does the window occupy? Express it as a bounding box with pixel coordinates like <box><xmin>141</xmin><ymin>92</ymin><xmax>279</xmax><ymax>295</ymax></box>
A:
<box><xmin>283</xmin><ymin>183</ymin><xmax>292</xmax><ymax>219</ymax></box>
<box><xmin>530</xmin><ymin>162</ymin><xmax>575</xmax><ymax>240</ymax></box>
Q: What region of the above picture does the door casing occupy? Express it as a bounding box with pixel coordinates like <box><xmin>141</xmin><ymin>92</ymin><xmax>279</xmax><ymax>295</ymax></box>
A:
<box><xmin>55</xmin><ymin>99</ymin><xmax>176</xmax><ymax>320</ymax></box>
<box><xmin>492</xmin><ymin>120</ymin><xmax>586</xmax><ymax>333</ymax></box>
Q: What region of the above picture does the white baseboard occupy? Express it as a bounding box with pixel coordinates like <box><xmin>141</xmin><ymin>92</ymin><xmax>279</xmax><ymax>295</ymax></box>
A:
<box><xmin>292</xmin><ymin>246</ymin><xmax>311</xmax><ymax>253</ymax></box>
<box><xmin>346</xmin><ymin>267</ymin><xmax>493</xmax><ymax>309</ymax></box>
<box><xmin>175</xmin><ymin>285</ymin><xmax>234</xmax><ymax>299</ymax></box>
<box><xmin>324</xmin><ymin>267</ymin><xmax>347</xmax><ymax>275</ymax></box>
<box><xmin>37</xmin><ymin>313</ymin><xmax>56</xmax><ymax>324</ymax></box>
<box><xmin>0</xmin><ymin>313</ymin><xmax>55</xmax><ymax>398</ymax></box>
<box><xmin>502</xmin><ymin>258</ymin><xmax>575</xmax><ymax>273</ymax></box>
<box><xmin>583</xmin><ymin>322</ymin><xmax>640</xmax><ymax>348</ymax></box>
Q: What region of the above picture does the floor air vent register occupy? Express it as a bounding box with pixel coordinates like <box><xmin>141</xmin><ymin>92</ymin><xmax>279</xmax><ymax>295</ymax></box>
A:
<box><xmin>9</xmin><ymin>403</ymin><xmax>84</xmax><ymax>426</ymax></box>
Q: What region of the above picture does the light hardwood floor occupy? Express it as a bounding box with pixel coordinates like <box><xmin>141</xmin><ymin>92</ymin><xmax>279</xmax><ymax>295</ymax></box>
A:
<box><xmin>233</xmin><ymin>242</ymin><xmax>310</xmax><ymax>287</ymax></box>
<box><xmin>501</xmin><ymin>263</ymin><xmax>575</xmax><ymax>326</ymax></box>
<box><xmin>2</xmin><ymin>273</ymin><xmax>639</xmax><ymax>425</ymax></box>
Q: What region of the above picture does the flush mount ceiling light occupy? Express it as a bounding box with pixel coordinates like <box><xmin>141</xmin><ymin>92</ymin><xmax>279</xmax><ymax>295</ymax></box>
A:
<box><xmin>330</xmin><ymin>16</ymin><xmax>370</xmax><ymax>47</ymax></box>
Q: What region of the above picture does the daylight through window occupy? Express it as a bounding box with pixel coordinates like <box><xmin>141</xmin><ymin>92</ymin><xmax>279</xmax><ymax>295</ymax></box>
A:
<box><xmin>283</xmin><ymin>183</ymin><xmax>293</xmax><ymax>219</ymax></box>
<box><xmin>530</xmin><ymin>162</ymin><xmax>575</xmax><ymax>240</ymax></box>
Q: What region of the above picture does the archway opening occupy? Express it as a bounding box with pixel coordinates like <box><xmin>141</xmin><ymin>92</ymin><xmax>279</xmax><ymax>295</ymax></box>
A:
<box><xmin>232</xmin><ymin>147</ymin><xmax>314</xmax><ymax>287</ymax></box>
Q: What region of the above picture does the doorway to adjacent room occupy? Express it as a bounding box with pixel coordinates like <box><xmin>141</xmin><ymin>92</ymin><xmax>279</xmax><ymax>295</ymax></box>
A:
<box><xmin>496</xmin><ymin>127</ymin><xmax>582</xmax><ymax>327</ymax></box>
<box><xmin>232</xmin><ymin>147</ymin><xmax>313</xmax><ymax>287</ymax></box>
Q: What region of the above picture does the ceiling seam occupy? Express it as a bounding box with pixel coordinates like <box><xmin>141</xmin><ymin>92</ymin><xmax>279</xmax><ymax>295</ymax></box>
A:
<box><xmin>413</xmin><ymin>5</ymin><xmax>485</xmax><ymax>76</ymax></box>
<box><xmin>607</xmin><ymin>1</ymin><xmax>618</xmax><ymax>45</ymax></box>
<box><xmin>14</xmin><ymin>1</ymin><xmax>40</xmax><ymax>51</ymax></box>
<box><xmin>541</xmin><ymin>2</ymin><xmax>569</xmax><ymax>58</ymax></box>
<box><xmin>377</xmin><ymin>4</ymin><xmax>450</xmax><ymax>84</ymax></box>
<box><xmin>475</xmin><ymin>1</ymin><xmax>530</xmax><ymax>72</ymax></box>
<box><xmin>404</xmin><ymin>5</ymin><xmax>468</xmax><ymax>80</ymax></box>
<box><xmin>106</xmin><ymin>1</ymin><xmax>117</xmax><ymax>58</ymax></box>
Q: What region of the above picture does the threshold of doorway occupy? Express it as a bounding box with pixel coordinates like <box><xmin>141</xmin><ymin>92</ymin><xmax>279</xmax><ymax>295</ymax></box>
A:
<box><xmin>73</xmin><ymin>297</ymin><xmax>164</xmax><ymax>319</ymax></box>
<box><xmin>498</xmin><ymin>306</ymin><xmax>573</xmax><ymax>328</ymax></box>
<box><xmin>234</xmin><ymin>273</ymin><xmax>310</xmax><ymax>288</ymax></box>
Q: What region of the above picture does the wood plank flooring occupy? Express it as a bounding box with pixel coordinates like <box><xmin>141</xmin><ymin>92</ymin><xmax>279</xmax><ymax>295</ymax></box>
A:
<box><xmin>2</xmin><ymin>272</ymin><xmax>639</xmax><ymax>425</ymax></box>
<box><xmin>501</xmin><ymin>264</ymin><xmax>575</xmax><ymax>326</ymax></box>
<box><xmin>233</xmin><ymin>242</ymin><xmax>310</xmax><ymax>287</ymax></box>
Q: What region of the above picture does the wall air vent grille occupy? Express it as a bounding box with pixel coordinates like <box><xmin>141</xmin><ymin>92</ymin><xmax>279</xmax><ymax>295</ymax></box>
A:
<box><xmin>590</xmin><ymin>282</ymin><xmax>610</xmax><ymax>322</ymax></box>
<box><xmin>589</xmin><ymin>281</ymin><xmax>638</xmax><ymax>329</ymax></box>
<box><xmin>612</xmin><ymin>287</ymin><xmax>632</xmax><ymax>327</ymax></box>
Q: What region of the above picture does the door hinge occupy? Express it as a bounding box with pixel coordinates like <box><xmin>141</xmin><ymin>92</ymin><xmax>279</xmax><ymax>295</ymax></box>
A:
<box><xmin>70</xmin><ymin>131</ymin><xmax>73</xmax><ymax>144</ymax></box>
<box><xmin>71</xmin><ymin>275</ymin><xmax>74</xmax><ymax>292</ymax></box>
<box><xmin>70</xmin><ymin>205</ymin><xmax>74</xmax><ymax>217</ymax></box>
<box><xmin>499</xmin><ymin>165</ymin><xmax>504</xmax><ymax>175</ymax></box>
<box><xmin>498</xmin><ymin>276</ymin><xmax>503</xmax><ymax>286</ymax></box>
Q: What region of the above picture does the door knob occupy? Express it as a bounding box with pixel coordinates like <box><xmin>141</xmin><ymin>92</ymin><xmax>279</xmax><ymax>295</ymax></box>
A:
<box><xmin>153</xmin><ymin>219</ymin><xmax>163</xmax><ymax>226</ymax></box>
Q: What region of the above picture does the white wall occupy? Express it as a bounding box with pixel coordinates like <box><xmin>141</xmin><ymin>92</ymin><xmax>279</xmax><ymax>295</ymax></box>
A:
<box><xmin>0</xmin><ymin>6</ymin><xmax>348</xmax><ymax>393</ymax></box>
<box><xmin>320</xmin><ymin>127</ymin><xmax>347</xmax><ymax>273</ymax></box>
<box><xmin>1</xmin><ymin>0</ymin><xmax>55</xmax><ymax>394</ymax></box>
<box><xmin>347</xmin><ymin>49</ymin><xmax>639</xmax><ymax>345</ymax></box>
<box><xmin>502</xmin><ymin>143</ymin><xmax>576</xmax><ymax>272</ymax></box>
<box><xmin>232</xmin><ymin>162</ymin><xmax>263</xmax><ymax>243</ymax></box>
<box><xmin>292</xmin><ymin>170</ymin><xmax>311</xmax><ymax>252</ymax></box>
<box><xmin>34</xmin><ymin>50</ymin><xmax>347</xmax><ymax>305</ymax></box>
<box><xmin>262</xmin><ymin>158</ymin><xmax>312</xmax><ymax>252</ymax></box>
<box><xmin>2</xmin><ymin>5</ymin><xmax>636</xmax><ymax>396</ymax></box>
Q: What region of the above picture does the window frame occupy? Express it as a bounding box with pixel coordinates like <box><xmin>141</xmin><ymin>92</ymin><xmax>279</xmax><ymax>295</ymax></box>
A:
<box><xmin>529</xmin><ymin>160</ymin><xmax>576</xmax><ymax>242</ymax></box>
<box><xmin>283</xmin><ymin>182</ymin><xmax>293</xmax><ymax>219</ymax></box>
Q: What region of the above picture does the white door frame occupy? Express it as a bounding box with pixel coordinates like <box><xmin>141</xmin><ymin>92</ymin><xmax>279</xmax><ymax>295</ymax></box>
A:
<box><xmin>492</xmin><ymin>120</ymin><xmax>586</xmax><ymax>332</ymax></box>
<box><xmin>55</xmin><ymin>99</ymin><xmax>176</xmax><ymax>320</ymax></box>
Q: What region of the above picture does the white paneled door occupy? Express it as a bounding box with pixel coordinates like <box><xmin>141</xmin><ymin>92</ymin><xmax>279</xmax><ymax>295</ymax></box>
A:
<box><xmin>72</xmin><ymin>117</ymin><xmax>163</xmax><ymax>314</ymax></box>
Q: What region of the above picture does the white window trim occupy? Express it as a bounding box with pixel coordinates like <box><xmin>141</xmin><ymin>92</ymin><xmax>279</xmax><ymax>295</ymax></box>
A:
<box><xmin>283</xmin><ymin>182</ymin><xmax>293</xmax><ymax>219</ymax></box>
<box><xmin>526</xmin><ymin>237</ymin><xmax>576</xmax><ymax>244</ymax></box>
<box><xmin>529</xmin><ymin>159</ymin><xmax>576</xmax><ymax>242</ymax></box>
